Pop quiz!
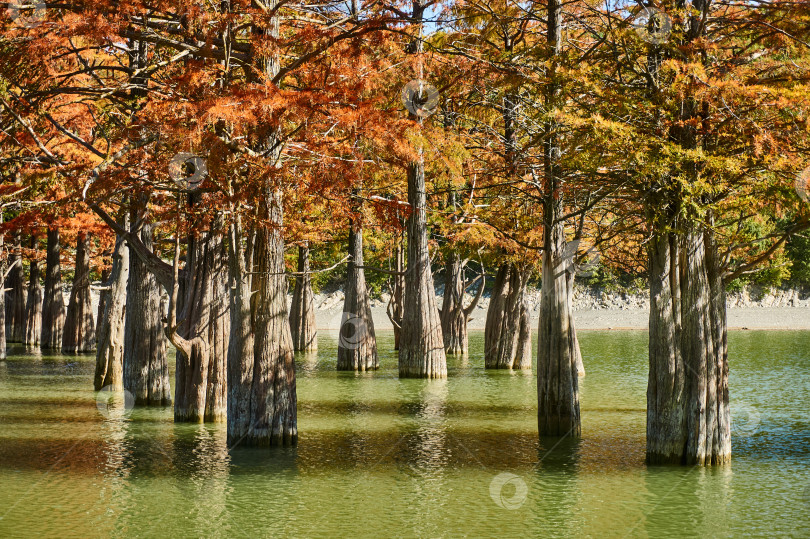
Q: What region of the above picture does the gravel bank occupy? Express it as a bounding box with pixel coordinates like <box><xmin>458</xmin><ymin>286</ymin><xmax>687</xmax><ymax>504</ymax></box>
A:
<box><xmin>314</xmin><ymin>284</ymin><xmax>810</xmax><ymax>331</ymax></box>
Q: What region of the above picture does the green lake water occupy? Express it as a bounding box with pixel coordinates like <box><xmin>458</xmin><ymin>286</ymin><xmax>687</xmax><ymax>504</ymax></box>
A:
<box><xmin>0</xmin><ymin>330</ymin><xmax>808</xmax><ymax>538</ymax></box>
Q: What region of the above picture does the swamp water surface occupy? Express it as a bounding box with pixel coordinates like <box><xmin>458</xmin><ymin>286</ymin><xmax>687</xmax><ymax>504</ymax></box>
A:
<box><xmin>0</xmin><ymin>330</ymin><xmax>808</xmax><ymax>537</ymax></box>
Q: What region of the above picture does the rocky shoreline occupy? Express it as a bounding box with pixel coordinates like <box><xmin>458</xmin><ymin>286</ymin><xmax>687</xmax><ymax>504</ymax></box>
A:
<box><xmin>74</xmin><ymin>282</ymin><xmax>810</xmax><ymax>332</ymax></box>
<box><xmin>314</xmin><ymin>284</ymin><xmax>810</xmax><ymax>331</ymax></box>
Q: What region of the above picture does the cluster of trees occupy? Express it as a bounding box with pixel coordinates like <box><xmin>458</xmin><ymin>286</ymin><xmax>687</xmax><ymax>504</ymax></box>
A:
<box><xmin>1</xmin><ymin>0</ymin><xmax>809</xmax><ymax>464</ymax></box>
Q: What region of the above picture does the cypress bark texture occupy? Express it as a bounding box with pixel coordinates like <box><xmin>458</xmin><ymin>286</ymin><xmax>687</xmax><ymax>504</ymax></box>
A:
<box><xmin>538</xmin><ymin>221</ymin><xmax>581</xmax><ymax>437</ymax></box>
<box><xmin>516</xmin><ymin>295</ymin><xmax>533</xmax><ymax>370</ymax></box>
<box><xmin>23</xmin><ymin>242</ymin><xmax>43</xmax><ymax>347</ymax></box>
<box><xmin>337</xmin><ymin>223</ymin><xmax>377</xmax><ymax>371</ymax></box>
<box><xmin>484</xmin><ymin>263</ymin><xmax>530</xmax><ymax>369</ymax></box>
<box><xmin>386</xmin><ymin>231</ymin><xmax>405</xmax><ymax>350</ymax></box>
<box><xmin>95</xmin><ymin>267</ymin><xmax>109</xmax><ymax>344</ymax></box>
<box><xmin>439</xmin><ymin>254</ymin><xmax>484</xmax><ymax>355</ymax></box>
<box><xmin>94</xmin><ymin>232</ymin><xmax>129</xmax><ymax>390</ymax></box>
<box><xmin>226</xmin><ymin>217</ymin><xmax>255</xmax><ymax>447</ymax></box>
<box><xmin>5</xmin><ymin>233</ymin><xmax>26</xmax><ymax>342</ymax></box>
<box><xmin>646</xmin><ymin>222</ymin><xmax>731</xmax><ymax>465</ymax></box>
<box><xmin>123</xmin><ymin>222</ymin><xmax>171</xmax><ymax>406</ymax></box>
<box><xmin>62</xmin><ymin>233</ymin><xmax>96</xmax><ymax>353</ymax></box>
<box><xmin>398</xmin><ymin>159</ymin><xmax>447</xmax><ymax>378</ymax></box>
<box><xmin>245</xmin><ymin>191</ymin><xmax>297</xmax><ymax>445</ymax></box>
<box><xmin>173</xmin><ymin>225</ymin><xmax>229</xmax><ymax>423</ymax></box>
<box><xmin>289</xmin><ymin>243</ymin><xmax>317</xmax><ymax>352</ymax></box>
<box><xmin>40</xmin><ymin>228</ymin><xmax>65</xmax><ymax>349</ymax></box>
<box><xmin>440</xmin><ymin>255</ymin><xmax>466</xmax><ymax>354</ymax></box>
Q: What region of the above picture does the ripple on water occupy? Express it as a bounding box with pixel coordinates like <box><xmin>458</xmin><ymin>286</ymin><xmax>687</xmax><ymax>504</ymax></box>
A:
<box><xmin>0</xmin><ymin>330</ymin><xmax>808</xmax><ymax>537</ymax></box>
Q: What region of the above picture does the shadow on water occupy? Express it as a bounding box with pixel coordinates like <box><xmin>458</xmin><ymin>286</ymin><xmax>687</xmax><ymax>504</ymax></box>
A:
<box><xmin>623</xmin><ymin>465</ymin><xmax>734</xmax><ymax>537</ymax></box>
<box><xmin>1</xmin><ymin>329</ymin><xmax>809</xmax><ymax>536</ymax></box>
<box><xmin>528</xmin><ymin>437</ymin><xmax>583</xmax><ymax>537</ymax></box>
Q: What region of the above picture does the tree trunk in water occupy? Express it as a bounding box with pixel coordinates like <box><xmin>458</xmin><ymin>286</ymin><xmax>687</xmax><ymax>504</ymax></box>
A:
<box><xmin>387</xmin><ymin>231</ymin><xmax>405</xmax><ymax>350</ymax></box>
<box><xmin>440</xmin><ymin>254</ymin><xmax>485</xmax><ymax>355</ymax></box>
<box><xmin>226</xmin><ymin>2</ymin><xmax>296</xmax><ymax>445</ymax></box>
<box><xmin>40</xmin><ymin>228</ymin><xmax>65</xmax><ymax>349</ymax></box>
<box><xmin>94</xmin><ymin>232</ymin><xmax>128</xmax><ymax>390</ymax></box>
<box><xmin>5</xmin><ymin>233</ymin><xmax>26</xmax><ymax>342</ymax></box>
<box><xmin>440</xmin><ymin>254</ymin><xmax>467</xmax><ymax>355</ymax></box>
<box><xmin>95</xmin><ymin>267</ymin><xmax>109</xmax><ymax>345</ymax></box>
<box><xmin>62</xmin><ymin>233</ymin><xmax>96</xmax><ymax>353</ymax></box>
<box><xmin>641</xmin><ymin>0</ymin><xmax>728</xmax><ymax>466</ymax></box>
<box><xmin>337</xmin><ymin>223</ymin><xmax>377</xmax><ymax>371</ymax></box>
<box><xmin>573</xmin><ymin>330</ymin><xmax>584</xmax><ymax>376</ymax></box>
<box><xmin>23</xmin><ymin>240</ymin><xmax>43</xmax><ymax>347</ymax></box>
<box><xmin>173</xmin><ymin>223</ymin><xmax>229</xmax><ymax>423</ymax></box>
<box><xmin>289</xmin><ymin>243</ymin><xmax>317</xmax><ymax>352</ymax></box>
<box><xmin>536</xmin><ymin>0</ymin><xmax>581</xmax><ymax>437</ymax></box>
<box><xmin>537</xmin><ymin>225</ymin><xmax>581</xmax><ymax>436</ymax></box>
<box><xmin>646</xmin><ymin>224</ymin><xmax>730</xmax><ymax>465</ymax></box>
<box><xmin>515</xmin><ymin>295</ymin><xmax>533</xmax><ymax>370</ymax></box>
<box><xmin>484</xmin><ymin>263</ymin><xmax>529</xmax><ymax>369</ymax></box>
<box><xmin>226</xmin><ymin>218</ymin><xmax>255</xmax><ymax>447</ymax></box>
<box><xmin>398</xmin><ymin>160</ymin><xmax>446</xmax><ymax>378</ymax></box>
<box><xmin>123</xmin><ymin>222</ymin><xmax>171</xmax><ymax>406</ymax></box>
<box><xmin>243</xmin><ymin>191</ymin><xmax>297</xmax><ymax>445</ymax></box>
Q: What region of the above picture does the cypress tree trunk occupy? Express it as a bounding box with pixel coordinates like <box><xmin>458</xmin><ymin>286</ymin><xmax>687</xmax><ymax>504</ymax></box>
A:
<box><xmin>123</xmin><ymin>221</ymin><xmax>171</xmax><ymax>406</ymax></box>
<box><xmin>337</xmin><ymin>223</ymin><xmax>377</xmax><ymax>371</ymax></box>
<box><xmin>440</xmin><ymin>254</ymin><xmax>466</xmax><ymax>354</ymax></box>
<box><xmin>173</xmin><ymin>223</ymin><xmax>229</xmax><ymax>423</ymax></box>
<box><xmin>5</xmin><ymin>233</ymin><xmax>26</xmax><ymax>342</ymax></box>
<box><xmin>398</xmin><ymin>159</ymin><xmax>446</xmax><ymax>378</ymax></box>
<box><xmin>94</xmin><ymin>232</ymin><xmax>128</xmax><ymax>390</ymax></box>
<box><xmin>245</xmin><ymin>190</ymin><xmax>297</xmax><ymax>445</ymax></box>
<box><xmin>646</xmin><ymin>230</ymin><xmax>684</xmax><ymax>462</ymax></box>
<box><xmin>515</xmin><ymin>295</ymin><xmax>532</xmax><ymax>370</ymax></box>
<box><xmin>62</xmin><ymin>233</ymin><xmax>96</xmax><ymax>353</ymax></box>
<box><xmin>538</xmin><ymin>221</ymin><xmax>581</xmax><ymax>436</ymax></box>
<box><xmin>96</xmin><ymin>267</ymin><xmax>109</xmax><ymax>345</ymax></box>
<box><xmin>397</xmin><ymin>0</ymin><xmax>445</xmax><ymax>378</ymax></box>
<box><xmin>289</xmin><ymin>243</ymin><xmax>317</xmax><ymax>352</ymax></box>
<box><xmin>643</xmin><ymin>0</ymin><xmax>729</xmax><ymax>467</ymax></box>
<box><xmin>226</xmin><ymin>217</ymin><xmax>255</xmax><ymax>447</ymax></box>
<box><xmin>439</xmin><ymin>254</ymin><xmax>484</xmax><ymax>355</ymax></box>
<box><xmin>387</xmin><ymin>231</ymin><xmax>405</xmax><ymax>349</ymax></box>
<box><xmin>40</xmin><ymin>228</ymin><xmax>65</xmax><ymax>349</ymax></box>
<box><xmin>23</xmin><ymin>238</ymin><xmax>43</xmax><ymax>347</ymax></box>
<box><xmin>225</xmin><ymin>0</ymin><xmax>295</xmax><ymax>445</ymax></box>
<box><xmin>646</xmin><ymin>222</ymin><xmax>731</xmax><ymax>465</ymax></box>
<box><xmin>484</xmin><ymin>263</ymin><xmax>529</xmax><ymax>369</ymax></box>
<box><xmin>702</xmin><ymin>223</ymin><xmax>731</xmax><ymax>465</ymax></box>
<box><xmin>536</xmin><ymin>0</ymin><xmax>581</xmax><ymax>437</ymax></box>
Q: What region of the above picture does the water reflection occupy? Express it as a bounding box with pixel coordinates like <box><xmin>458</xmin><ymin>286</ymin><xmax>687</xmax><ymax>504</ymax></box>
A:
<box><xmin>296</xmin><ymin>350</ymin><xmax>320</xmax><ymax>377</ymax></box>
<box><xmin>628</xmin><ymin>465</ymin><xmax>734</xmax><ymax>537</ymax></box>
<box><xmin>0</xmin><ymin>330</ymin><xmax>809</xmax><ymax>536</ymax></box>
<box><xmin>401</xmin><ymin>379</ymin><xmax>450</xmax><ymax>538</ymax></box>
<box><xmin>411</xmin><ymin>379</ymin><xmax>450</xmax><ymax>469</ymax></box>
<box><xmin>528</xmin><ymin>437</ymin><xmax>583</xmax><ymax>536</ymax></box>
<box><xmin>226</xmin><ymin>446</ymin><xmax>300</xmax><ymax>536</ymax></box>
<box><xmin>172</xmin><ymin>424</ymin><xmax>230</xmax><ymax>536</ymax></box>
